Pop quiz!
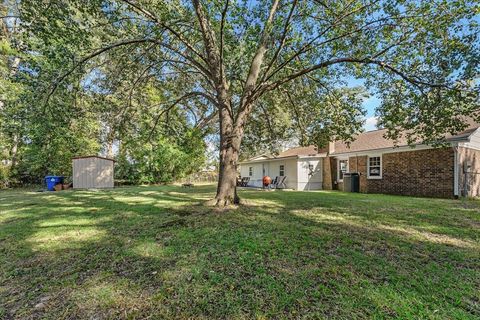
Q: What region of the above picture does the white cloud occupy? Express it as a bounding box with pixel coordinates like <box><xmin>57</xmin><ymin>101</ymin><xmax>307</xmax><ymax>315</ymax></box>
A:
<box><xmin>364</xmin><ymin>116</ymin><xmax>378</xmax><ymax>131</ymax></box>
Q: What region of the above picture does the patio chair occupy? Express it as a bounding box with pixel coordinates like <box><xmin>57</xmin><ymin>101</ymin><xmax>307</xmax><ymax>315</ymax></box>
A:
<box><xmin>269</xmin><ymin>176</ymin><xmax>278</xmax><ymax>189</ymax></box>
<box><xmin>270</xmin><ymin>176</ymin><xmax>287</xmax><ymax>189</ymax></box>
<box><xmin>276</xmin><ymin>176</ymin><xmax>287</xmax><ymax>189</ymax></box>
<box><xmin>240</xmin><ymin>177</ymin><xmax>250</xmax><ymax>187</ymax></box>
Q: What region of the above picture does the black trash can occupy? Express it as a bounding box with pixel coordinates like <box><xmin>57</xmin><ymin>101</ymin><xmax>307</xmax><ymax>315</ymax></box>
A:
<box><xmin>343</xmin><ymin>173</ymin><xmax>360</xmax><ymax>193</ymax></box>
<box><xmin>350</xmin><ymin>173</ymin><xmax>360</xmax><ymax>192</ymax></box>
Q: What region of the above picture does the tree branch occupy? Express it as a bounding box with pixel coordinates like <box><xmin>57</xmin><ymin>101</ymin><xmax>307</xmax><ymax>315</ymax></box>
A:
<box><xmin>148</xmin><ymin>91</ymin><xmax>217</xmax><ymax>140</ymax></box>
<box><xmin>192</xmin><ymin>0</ymin><xmax>223</xmax><ymax>83</ymax></box>
<box><xmin>157</xmin><ymin>41</ymin><xmax>212</xmax><ymax>79</ymax></box>
<box><xmin>261</xmin><ymin>0</ymin><xmax>298</xmax><ymax>82</ymax></box>
<box><xmin>235</xmin><ymin>0</ymin><xmax>280</xmax><ymax>126</ymax></box>
<box><xmin>44</xmin><ymin>38</ymin><xmax>156</xmax><ymax>106</ymax></box>
<box><xmin>263</xmin><ymin>1</ymin><xmax>410</xmax><ymax>84</ymax></box>
<box><xmin>219</xmin><ymin>0</ymin><xmax>229</xmax><ymax>81</ymax></box>
<box><xmin>196</xmin><ymin>109</ymin><xmax>219</xmax><ymax>129</ymax></box>
<box><xmin>120</xmin><ymin>0</ymin><xmax>208</xmax><ymax>64</ymax></box>
<box><xmin>44</xmin><ymin>36</ymin><xmax>215</xmax><ymax>109</ymax></box>
<box><xmin>262</xmin><ymin>57</ymin><xmax>449</xmax><ymax>93</ymax></box>
<box><xmin>192</xmin><ymin>0</ymin><xmax>231</xmax><ymax>124</ymax></box>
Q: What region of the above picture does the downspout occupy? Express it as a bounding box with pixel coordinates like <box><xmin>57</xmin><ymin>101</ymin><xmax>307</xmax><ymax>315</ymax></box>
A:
<box><xmin>262</xmin><ymin>163</ymin><xmax>265</xmax><ymax>189</ymax></box>
<box><xmin>453</xmin><ymin>145</ymin><xmax>459</xmax><ymax>198</ymax></box>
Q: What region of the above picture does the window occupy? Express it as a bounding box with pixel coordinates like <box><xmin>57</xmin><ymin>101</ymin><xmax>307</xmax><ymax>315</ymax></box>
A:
<box><xmin>279</xmin><ymin>165</ymin><xmax>285</xmax><ymax>176</ymax></box>
<box><xmin>338</xmin><ymin>159</ymin><xmax>348</xmax><ymax>181</ymax></box>
<box><xmin>249</xmin><ymin>167</ymin><xmax>253</xmax><ymax>177</ymax></box>
<box><xmin>368</xmin><ymin>156</ymin><xmax>382</xmax><ymax>178</ymax></box>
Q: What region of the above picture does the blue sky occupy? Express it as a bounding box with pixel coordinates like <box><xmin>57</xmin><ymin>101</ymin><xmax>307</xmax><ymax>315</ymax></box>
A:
<box><xmin>347</xmin><ymin>77</ymin><xmax>381</xmax><ymax>131</ymax></box>
<box><xmin>363</xmin><ymin>96</ymin><xmax>381</xmax><ymax>131</ymax></box>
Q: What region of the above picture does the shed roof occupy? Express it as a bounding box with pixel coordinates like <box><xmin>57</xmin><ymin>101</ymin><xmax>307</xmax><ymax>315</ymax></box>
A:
<box><xmin>72</xmin><ymin>155</ymin><xmax>115</xmax><ymax>162</ymax></box>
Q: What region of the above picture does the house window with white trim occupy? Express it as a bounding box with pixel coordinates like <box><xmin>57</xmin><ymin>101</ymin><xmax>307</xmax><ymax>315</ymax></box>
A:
<box><xmin>279</xmin><ymin>165</ymin><xmax>285</xmax><ymax>176</ymax></box>
<box><xmin>249</xmin><ymin>167</ymin><xmax>253</xmax><ymax>177</ymax></box>
<box><xmin>338</xmin><ymin>159</ymin><xmax>348</xmax><ymax>181</ymax></box>
<box><xmin>368</xmin><ymin>156</ymin><xmax>382</xmax><ymax>178</ymax></box>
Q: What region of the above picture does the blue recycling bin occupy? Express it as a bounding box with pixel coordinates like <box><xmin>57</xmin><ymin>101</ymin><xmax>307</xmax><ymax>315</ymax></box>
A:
<box><xmin>45</xmin><ymin>176</ymin><xmax>64</xmax><ymax>191</ymax></box>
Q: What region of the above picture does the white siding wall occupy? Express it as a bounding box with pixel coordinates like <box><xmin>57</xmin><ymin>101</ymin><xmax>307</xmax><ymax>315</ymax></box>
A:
<box><xmin>239</xmin><ymin>162</ymin><xmax>263</xmax><ymax>187</ymax></box>
<box><xmin>297</xmin><ymin>158</ymin><xmax>323</xmax><ymax>190</ymax></box>
<box><xmin>239</xmin><ymin>158</ymin><xmax>298</xmax><ymax>189</ymax></box>
<box><xmin>96</xmin><ymin>158</ymin><xmax>114</xmax><ymax>188</ymax></box>
<box><xmin>73</xmin><ymin>157</ymin><xmax>114</xmax><ymax>189</ymax></box>
<box><xmin>239</xmin><ymin>164</ymin><xmax>249</xmax><ymax>179</ymax></box>
<box><xmin>282</xmin><ymin>158</ymin><xmax>298</xmax><ymax>189</ymax></box>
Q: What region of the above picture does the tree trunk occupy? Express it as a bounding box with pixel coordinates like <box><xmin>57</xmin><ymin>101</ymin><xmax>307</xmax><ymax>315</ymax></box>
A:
<box><xmin>105</xmin><ymin>126</ymin><xmax>115</xmax><ymax>159</ymax></box>
<box><xmin>10</xmin><ymin>134</ymin><xmax>19</xmax><ymax>170</ymax></box>
<box><xmin>106</xmin><ymin>139</ymin><xmax>114</xmax><ymax>159</ymax></box>
<box><xmin>214</xmin><ymin>142</ymin><xmax>240</xmax><ymax>206</ymax></box>
<box><xmin>211</xmin><ymin>97</ymin><xmax>242</xmax><ymax>206</ymax></box>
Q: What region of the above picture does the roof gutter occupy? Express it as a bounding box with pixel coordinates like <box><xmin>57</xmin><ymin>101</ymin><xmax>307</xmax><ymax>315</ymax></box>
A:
<box><xmin>239</xmin><ymin>153</ymin><xmax>327</xmax><ymax>165</ymax></box>
<box><xmin>330</xmin><ymin>138</ymin><xmax>473</xmax><ymax>158</ymax></box>
<box><xmin>453</xmin><ymin>144</ymin><xmax>459</xmax><ymax>198</ymax></box>
<box><xmin>239</xmin><ymin>155</ymin><xmax>299</xmax><ymax>164</ymax></box>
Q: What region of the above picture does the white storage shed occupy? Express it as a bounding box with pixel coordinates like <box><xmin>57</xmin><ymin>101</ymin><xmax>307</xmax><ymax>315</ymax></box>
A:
<box><xmin>72</xmin><ymin>156</ymin><xmax>114</xmax><ymax>189</ymax></box>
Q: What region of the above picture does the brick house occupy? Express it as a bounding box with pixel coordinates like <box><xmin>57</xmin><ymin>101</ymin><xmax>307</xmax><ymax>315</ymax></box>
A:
<box><xmin>239</xmin><ymin>124</ymin><xmax>480</xmax><ymax>198</ymax></box>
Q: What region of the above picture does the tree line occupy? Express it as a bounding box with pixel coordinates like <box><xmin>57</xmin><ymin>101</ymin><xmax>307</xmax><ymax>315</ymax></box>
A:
<box><xmin>0</xmin><ymin>1</ymin><xmax>208</xmax><ymax>187</ymax></box>
<box><xmin>1</xmin><ymin>0</ymin><xmax>479</xmax><ymax>206</ymax></box>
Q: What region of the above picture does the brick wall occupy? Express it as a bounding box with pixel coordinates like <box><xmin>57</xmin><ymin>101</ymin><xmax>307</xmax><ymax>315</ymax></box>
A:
<box><xmin>458</xmin><ymin>147</ymin><xmax>480</xmax><ymax>197</ymax></box>
<box><xmin>354</xmin><ymin>148</ymin><xmax>455</xmax><ymax>198</ymax></box>
<box><xmin>324</xmin><ymin>148</ymin><xmax>455</xmax><ymax>197</ymax></box>
<box><xmin>348</xmin><ymin>155</ymin><xmax>368</xmax><ymax>193</ymax></box>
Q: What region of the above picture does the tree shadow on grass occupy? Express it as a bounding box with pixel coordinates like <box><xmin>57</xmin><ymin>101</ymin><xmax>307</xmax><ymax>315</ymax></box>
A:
<box><xmin>1</xmin><ymin>185</ymin><xmax>479</xmax><ymax>319</ymax></box>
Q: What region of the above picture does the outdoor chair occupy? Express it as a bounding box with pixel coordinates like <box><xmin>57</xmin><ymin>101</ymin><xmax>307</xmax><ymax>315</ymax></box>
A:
<box><xmin>270</xmin><ymin>176</ymin><xmax>287</xmax><ymax>189</ymax></box>
<box><xmin>269</xmin><ymin>176</ymin><xmax>278</xmax><ymax>189</ymax></box>
<box><xmin>240</xmin><ymin>177</ymin><xmax>250</xmax><ymax>187</ymax></box>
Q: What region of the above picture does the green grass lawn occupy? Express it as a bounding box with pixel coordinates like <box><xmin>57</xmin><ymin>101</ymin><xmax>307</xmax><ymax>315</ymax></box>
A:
<box><xmin>1</xmin><ymin>185</ymin><xmax>479</xmax><ymax>319</ymax></box>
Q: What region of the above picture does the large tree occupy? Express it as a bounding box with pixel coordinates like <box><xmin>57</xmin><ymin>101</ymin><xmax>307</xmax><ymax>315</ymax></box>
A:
<box><xmin>17</xmin><ymin>0</ymin><xmax>480</xmax><ymax>205</ymax></box>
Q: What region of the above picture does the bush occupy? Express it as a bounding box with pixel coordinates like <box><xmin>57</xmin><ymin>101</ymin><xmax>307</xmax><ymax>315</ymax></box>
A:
<box><xmin>115</xmin><ymin>131</ymin><xmax>206</xmax><ymax>185</ymax></box>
